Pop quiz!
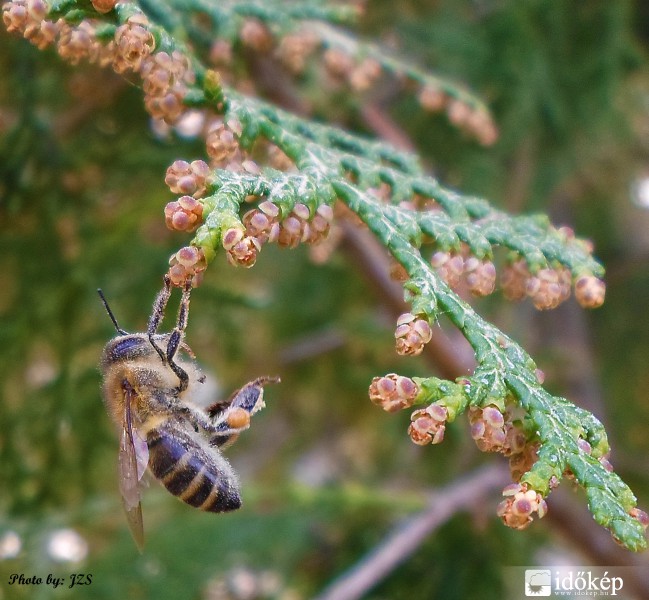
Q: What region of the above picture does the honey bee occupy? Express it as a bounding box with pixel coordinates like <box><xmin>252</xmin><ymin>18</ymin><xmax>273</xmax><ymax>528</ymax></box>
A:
<box><xmin>98</xmin><ymin>276</ymin><xmax>278</xmax><ymax>550</ymax></box>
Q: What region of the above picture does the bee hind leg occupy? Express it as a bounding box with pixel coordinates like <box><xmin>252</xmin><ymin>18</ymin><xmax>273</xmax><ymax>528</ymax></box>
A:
<box><xmin>207</xmin><ymin>377</ymin><xmax>280</xmax><ymax>448</ymax></box>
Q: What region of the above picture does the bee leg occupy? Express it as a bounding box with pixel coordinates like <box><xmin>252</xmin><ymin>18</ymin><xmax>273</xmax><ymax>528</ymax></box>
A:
<box><xmin>208</xmin><ymin>377</ymin><xmax>280</xmax><ymax>448</ymax></box>
<box><xmin>166</xmin><ymin>280</ymin><xmax>192</xmax><ymax>393</ymax></box>
<box><xmin>147</xmin><ymin>275</ymin><xmax>173</xmax><ymax>364</ymax></box>
<box><xmin>207</xmin><ymin>377</ymin><xmax>280</xmax><ymax>418</ymax></box>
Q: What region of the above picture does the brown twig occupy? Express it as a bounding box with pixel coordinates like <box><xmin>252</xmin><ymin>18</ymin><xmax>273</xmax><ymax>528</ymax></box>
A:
<box><xmin>313</xmin><ymin>464</ymin><xmax>510</xmax><ymax>600</ymax></box>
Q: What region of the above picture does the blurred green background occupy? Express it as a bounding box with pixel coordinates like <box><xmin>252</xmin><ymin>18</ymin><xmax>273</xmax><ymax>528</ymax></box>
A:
<box><xmin>1</xmin><ymin>0</ymin><xmax>649</xmax><ymax>598</ymax></box>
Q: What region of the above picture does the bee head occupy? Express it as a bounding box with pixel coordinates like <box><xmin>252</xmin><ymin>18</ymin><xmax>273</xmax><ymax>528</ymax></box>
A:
<box><xmin>98</xmin><ymin>289</ymin><xmax>161</xmax><ymax>366</ymax></box>
<box><xmin>102</xmin><ymin>333</ymin><xmax>155</xmax><ymax>365</ymax></box>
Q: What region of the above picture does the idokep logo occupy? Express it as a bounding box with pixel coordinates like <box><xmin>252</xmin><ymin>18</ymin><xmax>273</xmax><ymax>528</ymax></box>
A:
<box><xmin>515</xmin><ymin>567</ymin><xmax>628</xmax><ymax>598</ymax></box>
<box><xmin>525</xmin><ymin>570</ymin><xmax>551</xmax><ymax>596</ymax></box>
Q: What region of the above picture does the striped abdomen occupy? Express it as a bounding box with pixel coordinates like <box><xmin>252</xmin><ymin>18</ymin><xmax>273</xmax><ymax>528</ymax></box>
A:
<box><xmin>147</xmin><ymin>426</ymin><xmax>241</xmax><ymax>512</ymax></box>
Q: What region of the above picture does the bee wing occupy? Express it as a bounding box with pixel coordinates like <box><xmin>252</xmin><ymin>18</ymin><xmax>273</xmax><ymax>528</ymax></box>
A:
<box><xmin>119</xmin><ymin>383</ymin><xmax>146</xmax><ymax>551</ymax></box>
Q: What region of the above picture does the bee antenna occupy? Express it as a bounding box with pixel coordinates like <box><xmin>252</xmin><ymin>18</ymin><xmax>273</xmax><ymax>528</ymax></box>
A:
<box><xmin>97</xmin><ymin>289</ymin><xmax>127</xmax><ymax>335</ymax></box>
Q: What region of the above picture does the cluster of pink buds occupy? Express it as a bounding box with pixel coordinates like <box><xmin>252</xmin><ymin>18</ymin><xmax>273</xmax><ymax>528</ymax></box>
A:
<box><xmin>168</xmin><ymin>245</ymin><xmax>206</xmax><ymax>287</ymax></box>
<box><xmin>6</xmin><ymin>2</ymin><xmax>195</xmax><ymax>124</ymax></box>
<box><xmin>57</xmin><ymin>20</ymin><xmax>113</xmax><ymax>66</ymax></box>
<box><xmin>408</xmin><ymin>403</ymin><xmax>448</xmax><ymax>445</ymax></box>
<box><xmin>3</xmin><ymin>0</ymin><xmax>58</xmax><ymax>50</ymax></box>
<box><xmin>497</xmin><ymin>483</ymin><xmax>547</xmax><ymax>530</ymax></box>
<box><xmin>348</xmin><ymin>58</ymin><xmax>382</xmax><ymax>92</ymax></box>
<box><xmin>239</xmin><ymin>18</ymin><xmax>273</xmax><ymax>52</ymax></box>
<box><xmin>18</xmin><ymin>8</ymin><xmax>104</xmax><ymax>74</ymax></box>
<box><xmin>209</xmin><ymin>39</ymin><xmax>232</xmax><ymax>67</ymax></box>
<box><xmin>463</xmin><ymin>256</ymin><xmax>497</xmax><ymax>296</ymax></box>
<box><xmin>320</xmin><ymin>47</ymin><xmax>382</xmax><ymax>92</ymax></box>
<box><xmin>430</xmin><ymin>250</ymin><xmax>464</xmax><ymax>289</ymax></box>
<box><xmin>368</xmin><ymin>373</ymin><xmax>418</xmax><ymax>413</ymax></box>
<box><xmin>164</xmin><ymin>196</ymin><xmax>203</xmax><ymax>232</ymax></box>
<box><xmin>431</xmin><ymin>251</ymin><xmax>496</xmax><ymax>296</ymax></box>
<box><xmin>394</xmin><ymin>313</ymin><xmax>432</xmax><ymax>356</ymax></box>
<box><xmin>500</xmin><ymin>258</ymin><xmax>530</xmax><ymax>301</ymax></box>
<box><xmin>242</xmin><ymin>200</ymin><xmax>281</xmax><ymax>244</ymax></box>
<box><xmin>242</xmin><ymin>201</ymin><xmax>334</xmax><ymax>250</ymax></box>
<box><xmin>501</xmin><ymin>259</ymin><xmax>604</xmax><ymax>310</ymax></box>
<box><xmin>468</xmin><ymin>402</ymin><xmax>542</xmax><ymax>481</ymax></box>
<box><xmin>469</xmin><ymin>405</ymin><xmax>507</xmax><ymax>452</ymax></box>
<box><xmin>165</xmin><ymin>159</ymin><xmax>210</xmax><ymax>198</ymax></box>
<box><xmin>205</xmin><ymin>120</ymin><xmax>242</xmax><ymax>167</ymax></box>
<box><xmin>277</xmin><ymin>203</ymin><xmax>311</xmax><ymax>249</ymax></box>
<box><xmin>525</xmin><ymin>266</ymin><xmax>572</xmax><ymax>310</ymax></box>
<box><xmin>222</xmin><ymin>228</ymin><xmax>260</xmax><ymax>268</ymax></box>
<box><xmin>112</xmin><ymin>14</ymin><xmax>154</xmax><ymax>74</ymax></box>
<box><xmin>275</xmin><ymin>30</ymin><xmax>319</xmax><ymax>74</ymax></box>
<box><xmin>418</xmin><ymin>85</ymin><xmax>498</xmax><ymax>146</ymax></box>
<box><xmin>322</xmin><ymin>48</ymin><xmax>355</xmax><ymax>80</ymax></box>
<box><xmin>141</xmin><ymin>50</ymin><xmax>194</xmax><ymax>123</ymax></box>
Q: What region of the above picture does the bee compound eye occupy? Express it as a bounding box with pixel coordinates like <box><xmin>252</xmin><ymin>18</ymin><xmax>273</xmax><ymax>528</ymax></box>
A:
<box><xmin>110</xmin><ymin>336</ymin><xmax>148</xmax><ymax>360</ymax></box>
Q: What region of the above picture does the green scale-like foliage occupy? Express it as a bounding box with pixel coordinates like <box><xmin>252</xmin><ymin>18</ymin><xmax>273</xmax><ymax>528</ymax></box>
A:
<box><xmin>5</xmin><ymin>0</ymin><xmax>647</xmax><ymax>552</ymax></box>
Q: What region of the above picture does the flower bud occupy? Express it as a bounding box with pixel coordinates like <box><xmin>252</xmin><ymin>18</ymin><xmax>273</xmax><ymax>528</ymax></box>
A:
<box><xmin>394</xmin><ymin>313</ymin><xmax>432</xmax><ymax>356</ymax></box>
<box><xmin>222</xmin><ymin>228</ymin><xmax>260</xmax><ymax>268</ymax></box>
<box><xmin>168</xmin><ymin>245</ymin><xmax>206</xmax><ymax>287</ymax></box>
<box><xmin>497</xmin><ymin>483</ymin><xmax>546</xmax><ymax>530</ymax></box>
<box><xmin>408</xmin><ymin>403</ymin><xmax>448</xmax><ymax>445</ymax></box>
<box><xmin>369</xmin><ymin>373</ymin><xmax>418</xmax><ymax>413</ymax></box>
<box><xmin>574</xmin><ymin>275</ymin><xmax>605</xmax><ymax>309</ymax></box>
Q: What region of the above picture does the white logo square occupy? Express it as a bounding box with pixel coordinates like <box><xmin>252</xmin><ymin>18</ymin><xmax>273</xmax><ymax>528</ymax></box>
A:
<box><xmin>525</xmin><ymin>569</ymin><xmax>552</xmax><ymax>596</ymax></box>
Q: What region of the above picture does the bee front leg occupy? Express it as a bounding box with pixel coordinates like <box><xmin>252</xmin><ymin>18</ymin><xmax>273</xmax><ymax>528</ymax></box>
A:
<box><xmin>165</xmin><ymin>280</ymin><xmax>192</xmax><ymax>393</ymax></box>
<box><xmin>147</xmin><ymin>275</ymin><xmax>173</xmax><ymax>365</ymax></box>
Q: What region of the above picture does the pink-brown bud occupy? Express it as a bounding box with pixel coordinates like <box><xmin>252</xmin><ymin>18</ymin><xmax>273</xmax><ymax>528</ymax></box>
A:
<box><xmin>501</xmin><ymin>259</ymin><xmax>530</xmax><ymax>301</ymax></box>
<box><xmin>447</xmin><ymin>100</ymin><xmax>471</xmax><ymax>127</ymax></box>
<box><xmin>394</xmin><ymin>313</ymin><xmax>432</xmax><ymax>356</ymax></box>
<box><xmin>275</xmin><ymin>30</ymin><xmax>319</xmax><ymax>73</ymax></box>
<box><xmin>497</xmin><ymin>484</ymin><xmax>546</xmax><ymax>530</ymax></box>
<box><xmin>630</xmin><ymin>507</ymin><xmax>649</xmax><ymax>530</ymax></box>
<box><xmin>469</xmin><ymin>405</ymin><xmax>507</xmax><ymax>453</ymax></box>
<box><xmin>369</xmin><ymin>373</ymin><xmax>418</xmax><ymax>413</ymax></box>
<box><xmin>431</xmin><ymin>251</ymin><xmax>464</xmax><ymax>289</ymax></box>
<box><xmin>574</xmin><ymin>275</ymin><xmax>605</xmax><ymax>309</ymax></box>
<box><xmin>91</xmin><ymin>0</ymin><xmax>116</xmax><ymax>13</ymax></box>
<box><xmin>323</xmin><ymin>48</ymin><xmax>354</xmax><ymax>79</ymax></box>
<box><xmin>527</xmin><ymin>267</ymin><xmax>571</xmax><ymax>310</ymax></box>
<box><xmin>464</xmin><ymin>257</ymin><xmax>496</xmax><ymax>296</ymax></box>
<box><xmin>168</xmin><ymin>245</ymin><xmax>206</xmax><ymax>287</ymax></box>
<box><xmin>348</xmin><ymin>58</ymin><xmax>381</xmax><ymax>92</ymax></box>
<box><xmin>408</xmin><ymin>403</ymin><xmax>448</xmax><ymax>446</ymax></box>
<box><xmin>165</xmin><ymin>159</ymin><xmax>209</xmax><ymax>197</ymax></box>
<box><xmin>239</xmin><ymin>18</ymin><xmax>273</xmax><ymax>52</ymax></box>
<box><xmin>164</xmin><ymin>196</ymin><xmax>203</xmax><ymax>232</ymax></box>
<box><xmin>222</xmin><ymin>228</ymin><xmax>260</xmax><ymax>268</ymax></box>
<box><xmin>418</xmin><ymin>85</ymin><xmax>447</xmax><ymax>112</ymax></box>
<box><xmin>206</xmin><ymin>121</ymin><xmax>240</xmax><ymax>165</ymax></box>
<box><xmin>113</xmin><ymin>15</ymin><xmax>154</xmax><ymax>74</ymax></box>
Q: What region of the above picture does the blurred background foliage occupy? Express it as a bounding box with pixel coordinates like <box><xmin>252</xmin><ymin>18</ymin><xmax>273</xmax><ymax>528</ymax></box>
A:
<box><xmin>1</xmin><ymin>0</ymin><xmax>649</xmax><ymax>598</ymax></box>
